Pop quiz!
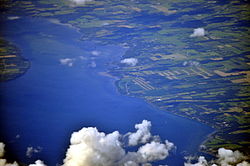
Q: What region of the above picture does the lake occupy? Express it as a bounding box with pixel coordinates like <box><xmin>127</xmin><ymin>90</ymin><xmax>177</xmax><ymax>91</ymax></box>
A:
<box><xmin>0</xmin><ymin>17</ymin><xmax>213</xmax><ymax>166</ymax></box>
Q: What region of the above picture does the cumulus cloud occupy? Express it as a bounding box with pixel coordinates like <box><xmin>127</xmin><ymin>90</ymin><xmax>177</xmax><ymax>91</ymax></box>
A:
<box><xmin>128</xmin><ymin>120</ymin><xmax>152</xmax><ymax>146</ymax></box>
<box><xmin>1</xmin><ymin>129</ymin><xmax>249</xmax><ymax>166</ymax></box>
<box><xmin>121</xmin><ymin>58</ymin><xmax>138</xmax><ymax>66</ymax></box>
<box><xmin>28</xmin><ymin>160</ymin><xmax>46</xmax><ymax>166</ymax></box>
<box><xmin>69</xmin><ymin>0</ymin><xmax>93</xmax><ymax>5</ymax></box>
<box><xmin>217</xmin><ymin>148</ymin><xmax>249</xmax><ymax>166</ymax></box>
<box><xmin>184</xmin><ymin>148</ymin><xmax>250</xmax><ymax>166</ymax></box>
<box><xmin>190</xmin><ymin>28</ymin><xmax>205</xmax><ymax>37</ymax></box>
<box><xmin>1</xmin><ymin>124</ymin><xmax>249</xmax><ymax>166</ymax></box>
<box><xmin>0</xmin><ymin>160</ymin><xmax>19</xmax><ymax>166</ymax></box>
<box><xmin>237</xmin><ymin>161</ymin><xmax>250</xmax><ymax>166</ymax></box>
<box><xmin>138</xmin><ymin>141</ymin><xmax>174</xmax><ymax>162</ymax></box>
<box><xmin>184</xmin><ymin>156</ymin><xmax>208</xmax><ymax>166</ymax></box>
<box><xmin>63</xmin><ymin>128</ymin><xmax>125</xmax><ymax>166</ymax></box>
<box><xmin>62</xmin><ymin>120</ymin><xmax>174</xmax><ymax>166</ymax></box>
<box><xmin>59</xmin><ymin>58</ymin><xmax>75</xmax><ymax>67</ymax></box>
<box><xmin>0</xmin><ymin>143</ymin><xmax>46</xmax><ymax>166</ymax></box>
<box><xmin>26</xmin><ymin>146</ymin><xmax>42</xmax><ymax>158</ymax></box>
<box><xmin>0</xmin><ymin>142</ymin><xmax>18</xmax><ymax>166</ymax></box>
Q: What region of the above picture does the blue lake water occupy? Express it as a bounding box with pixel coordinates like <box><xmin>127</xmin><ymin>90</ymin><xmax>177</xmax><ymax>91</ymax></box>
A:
<box><xmin>0</xmin><ymin>17</ymin><xmax>213</xmax><ymax>166</ymax></box>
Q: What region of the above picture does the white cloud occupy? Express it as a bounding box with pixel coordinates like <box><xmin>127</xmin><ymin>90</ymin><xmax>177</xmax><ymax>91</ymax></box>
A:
<box><xmin>79</xmin><ymin>56</ymin><xmax>86</xmax><ymax>60</ymax></box>
<box><xmin>69</xmin><ymin>0</ymin><xmax>93</xmax><ymax>5</ymax></box>
<box><xmin>26</xmin><ymin>146</ymin><xmax>42</xmax><ymax>158</ymax></box>
<box><xmin>102</xmin><ymin>22</ymin><xmax>110</xmax><ymax>26</ymax></box>
<box><xmin>48</xmin><ymin>18</ymin><xmax>61</xmax><ymax>25</ymax></box>
<box><xmin>1</xmin><ymin>126</ymin><xmax>249</xmax><ymax>166</ymax></box>
<box><xmin>121</xmin><ymin>58</ymin><xmax>138</xmax><ymax>66</ymax></box>
<box><xmin>0</xmin><ymin>143</ymin><xmax>46</xmax><ymax>166</ymax></box>
<box><xmin>0</xmin><ymin>159</ymin><xmax>46</xmax><ymax>166</ymax></box>
<box><xmin>138</xmin><ymin>141</ymin><xmax>174</xmax><ymax>162</ymax></box>
<box><xmin>217</xmin><ymin>148</ymin><xmax>248</xmax><ymax>166</ymax></box>
<box><xmin>0</xmin><ymin>143</ymin><xmax>4</xmax><ymax>158</ymax></box>
<box><xmin>59</xmin><ymin>58</ymin><xmax>75</xmax><ymax>67</ymax></box>
<box><xmin>0</xmin><ymin>159</ymin><xmax>19</xmax><ymax>166</ymax></box>
<box><xmin>123</xmin><ymin>161</ymin><xmax>138</xmax><ymax>166</ymax></box>
<box><xmin>237</xmin><ymin>161</ymin><xmax>250</xmax><ymax>166</ymax></box>
<box><xmin>184</xmin><ymin>148</ymin><xmax>250</xmax><ymax>166</ymax></box>
<box><xmin>0</xmin><ymin>142</ymin><xmax>20</xmax><ymax>166</ymax></box>
<box><xmin>190</xmin><ymin>28</ymin><xmax>205</xmax><ymax>37</ymax></box>
<box><xmin>62</xmin><ymin>120</ymin><xmax>174</xmax><ymax>166</ymax></box>
<box><xmin>7</xmin><ymin>16</ymin><xmax>20</xmax><ymax>20</ymax></box>
<box><xmin>184</xmin><ymin>156</ymin><xmax>208</xmax><ymax>166</ymax></box>
<box><xmin>63</xmin><ymin>127</ymin><xmax>125</xmax><ymax>166</ymax></box>
<box><xmin>183</xmin><ymin>61</ymin><xmax>200</xmax><ymax>66</ymax></box>
<box><xmin>28</xmin><ymin>160</ymin><xmax>46</xmax><ymax>166</ymax></box>
<box><xmin>91</xmin><ymin>51</ymin><xmax>100</xmax><ymax>56</ymax></box>
<box><xmin>128</xmin><ymin>120</ymin><xmax>152</xmax><ymax>146</ymax></box>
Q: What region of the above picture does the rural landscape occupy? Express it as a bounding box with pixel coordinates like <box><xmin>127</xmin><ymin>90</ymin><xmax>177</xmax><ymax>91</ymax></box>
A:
<box><xmin>0</xmin><ymin>0</ymin><xmax>249</xmax><ymax>165</ymax></box>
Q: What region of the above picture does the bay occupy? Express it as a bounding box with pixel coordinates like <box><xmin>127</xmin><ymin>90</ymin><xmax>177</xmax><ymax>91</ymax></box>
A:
<box><xmin>0</xmin><ymin>17</ymin><xmax>213</xmax><ymax>166</ymax></box>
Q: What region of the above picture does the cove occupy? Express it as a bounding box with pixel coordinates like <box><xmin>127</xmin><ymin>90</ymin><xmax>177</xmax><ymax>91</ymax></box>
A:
<box><xmin>0</xmin><ymin>17</ymin><xmax>213</xmax><ymax>166</ymax></box>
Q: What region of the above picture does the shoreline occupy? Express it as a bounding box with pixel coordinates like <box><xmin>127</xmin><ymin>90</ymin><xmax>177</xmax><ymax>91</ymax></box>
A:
<box><xmin>130</xmin><ymin>93</ymin><xmax>218</xmax><ymax>156</ymax></box>
<box><xmin>98</xmin><ymin>71</ymin><xmax>119</xmax><ymax>80</ymax></box>
<box><xmin>0</xmin><ymin>39</ymin><xmax>31</xmax><ymax>82</ymax></box>
<box><xmin>104</xmin><ymin>70</ymin><xmax>217</xmax><ymax>156</ymax></box>
<box><xmin>2</xmin><ymin>16</ymin><xmax>223</xmax><ymax>157</ymax></box>
<box><xmin>199</xmin><ymin>130</ymin><xmax>218</xmax><ymax>156</ymax></box>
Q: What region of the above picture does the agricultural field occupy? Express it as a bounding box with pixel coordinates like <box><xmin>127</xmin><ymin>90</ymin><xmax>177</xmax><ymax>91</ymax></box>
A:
<box><xmin>0</xmin><ymin>38</ymin><xmax>30</xmax><ymax>81</ymax></box>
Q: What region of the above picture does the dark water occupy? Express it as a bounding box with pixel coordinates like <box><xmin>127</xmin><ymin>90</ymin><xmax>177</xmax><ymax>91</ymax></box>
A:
<box><xmin>0</xmin><ymin>17</ymin><xmax>213</xmax><ymax>166</ymax></box>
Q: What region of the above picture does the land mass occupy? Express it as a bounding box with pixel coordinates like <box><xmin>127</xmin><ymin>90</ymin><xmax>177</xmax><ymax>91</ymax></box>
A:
<box><xmin>0</xmin><ymin>38</ymin><xmax>30</xmax><ymax>81</ymax></box>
